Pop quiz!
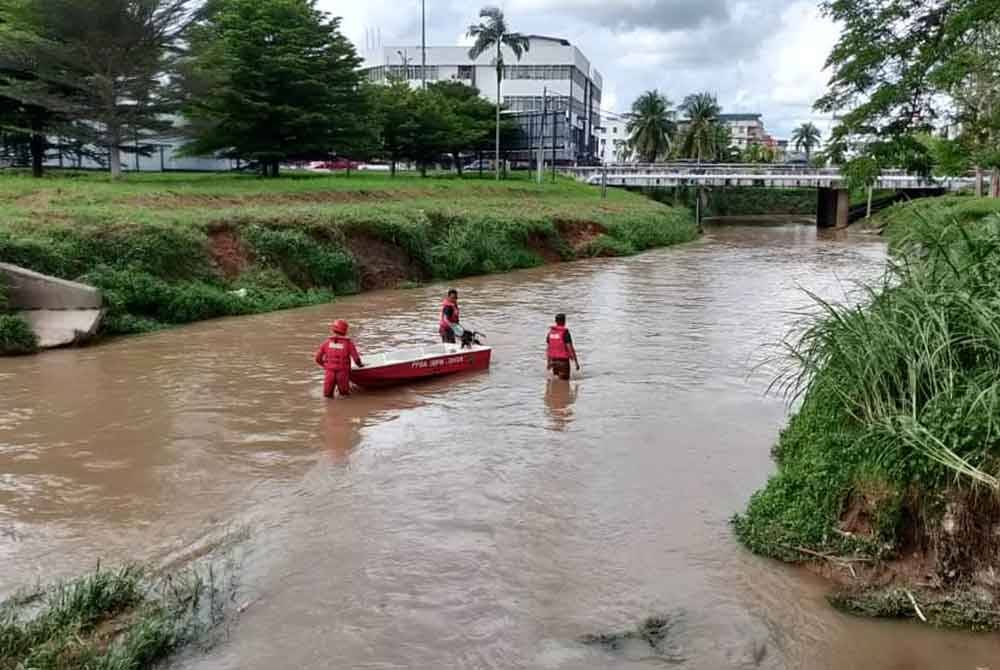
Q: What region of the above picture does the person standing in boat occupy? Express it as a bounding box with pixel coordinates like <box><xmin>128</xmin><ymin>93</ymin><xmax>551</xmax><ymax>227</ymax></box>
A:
<box><xmin>546</xmin><ymin>313</ymin><xmax>580</xmax><ymax>380</ymax></box>
<box><xmin>439</xmin><ymin>289</ymin><xmax>461</xmax><ymax>343</ymax></box>
<box><xmin>315</xmin><ymin>320</ymin><xmax>364</xmax><ymax>399</ymax></box>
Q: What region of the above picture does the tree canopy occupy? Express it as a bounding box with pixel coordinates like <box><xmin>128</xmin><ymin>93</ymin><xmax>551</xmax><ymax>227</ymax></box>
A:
<box><xmin>0</xmin><ymin>0</ymin><xmax>190</xmax><ymax>178</ymax></box>
<box><xmin>626</xmin><ymin>90</ymin><xmax>675</xmax><ymax>163</ymax></box>
<box><xmin>818</xmin><ymin>0</ymin><xmax>1000</xmax><ymax>190</ymax></box>
<box><xmin>179</xmin><ymin>0</ymin><xmax>362</xmax><ymax>176</ymax></box>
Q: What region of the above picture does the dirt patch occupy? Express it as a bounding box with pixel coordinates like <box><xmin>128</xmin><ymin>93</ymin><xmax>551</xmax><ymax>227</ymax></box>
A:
<box><xmin>208</xmin><ymin>228</ymin><xmax>252</xmax><ymax>279</ymax></box>
<box><xmin>526</xmin><ymin>232</ymin><xmax>564</xmax><ymax>263</ymax></box>
<box><xmin>343</xmin><ymin>233</ymin><xmax>426</xmax><ymax>290</ymax></box>
<box><xmin>555</xmin><ymin>219</ymin><xmax>607</xmax><ymax>253</ymax></box>
<box><xmin>799</xmin><ymin>488</ymin><xmax>1000</xmax><ymax>630</ymax></box>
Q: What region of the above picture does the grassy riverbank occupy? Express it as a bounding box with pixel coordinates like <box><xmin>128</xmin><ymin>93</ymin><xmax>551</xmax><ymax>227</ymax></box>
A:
<box><xmin>0</xmin><ymin>565</ymin><xmax>220</xmax><ymax>670</ymax></box>
<box><xmin>734</xmin><ymin>195</ymin><xmax>1000</xmax><ymax>630</ymax></box>
<box><xmin>0</xmin><ymin>172</ymin><xmax>695</xmax><ymax>346</ymax></box>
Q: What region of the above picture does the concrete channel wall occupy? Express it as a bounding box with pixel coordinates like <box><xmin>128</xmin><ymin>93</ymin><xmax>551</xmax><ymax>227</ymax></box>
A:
<box><xmin>0</xmin><ymin>262</ymin><xmax>104</xmax><ymax>348</ymax></box>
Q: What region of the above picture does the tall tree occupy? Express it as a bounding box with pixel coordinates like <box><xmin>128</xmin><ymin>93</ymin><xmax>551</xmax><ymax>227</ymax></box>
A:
<box><xmin>817</xmin><ymin>0</ymin><xmax>999</xmax><ymax>190</ymax></box>
<box><xmin>0</xmin><ymin>0</ymin><xmax>191</xmax><ymax>179</ymax></box>
<box><xmin>427</xmin><ymin>81</ymin><xmax>494</xmax><ymax>176</ymax></box>
<box><xmin>626</xmin><ymin>90</ymin><xmax>675</xmax><ymax>163</ymax></box>
<box><xmin>180</xmin><ymin>0</ymin><xmax>362</xmax><ymax>177</ymax></box>
<box><xmin>370</xmin><ymin>80</ymin><xmax>418</xmax><ymax>177</ymax></box>
<box><xmin>791</xmin><ymin>122</ymin><xmax>822</xmax><ymax>163</ymax></box>
<box><xmin>466</xmin><ymin>6</ymin><xmax>529</xmax><ymax>181</ymax></box>
<box><xmin>679</xmin><ymin>92</ymin><xmax>722</xmax><ymax>162</ymax></box>
<box><xmin>0</xmin><ymin>2</ymin><xmax>49</xmax><ymax>177</ymax></box>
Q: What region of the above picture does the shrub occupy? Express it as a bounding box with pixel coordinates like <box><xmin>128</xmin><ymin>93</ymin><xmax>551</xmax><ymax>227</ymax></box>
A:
<box><xmin>737</xmin><ymin>209</ymin><xmax>1000</xmax><ymax>561</ymax></box>
<box><xmin>243</xmin><ymin>225</ymin><xmax>356</xmax><ymax>291</ymax></box>
<box><xmin>0</xmin><ymin>314</ymin><xmax>39</xmax><ymax>355</ymax></box>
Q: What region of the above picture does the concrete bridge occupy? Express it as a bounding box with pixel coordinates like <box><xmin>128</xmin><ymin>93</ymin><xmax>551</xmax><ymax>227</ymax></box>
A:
<box><xmin>564</xmin><ymin>164</ymin><xmax>974</xmax><ymax>227</ymax></box>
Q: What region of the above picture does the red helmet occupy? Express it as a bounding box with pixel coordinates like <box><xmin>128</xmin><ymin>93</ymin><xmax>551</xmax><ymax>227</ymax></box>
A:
<box><xmin>331</xmin><ymin>319</ymin><xmax>349</xmax><ymax>335</ymax></box>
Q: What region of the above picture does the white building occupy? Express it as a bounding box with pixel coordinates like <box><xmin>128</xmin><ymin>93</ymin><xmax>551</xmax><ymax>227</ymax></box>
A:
<box><xmin>719</xmin><ymin>113</ymin><xmax>767</xmax><ymax>150</ymax></box>
<box><xmin>596</xmin><ymin>118</ymin><xmax>630</xmax><ymax>163</ymax></box>
<box><xmin>363</xmin><ymin>35</ymin><xmax>603</xmax><ymax>162</ymax></box>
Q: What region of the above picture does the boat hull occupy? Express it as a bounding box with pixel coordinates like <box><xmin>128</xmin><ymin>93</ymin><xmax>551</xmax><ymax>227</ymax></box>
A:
<box><xmin>350</xmin><ymin>346</ymin><xmax>492</xmax><ymax>389</ymax></box>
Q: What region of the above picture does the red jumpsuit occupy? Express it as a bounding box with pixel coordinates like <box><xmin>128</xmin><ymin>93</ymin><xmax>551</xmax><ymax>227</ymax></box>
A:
<box><xmin>315</xmin><ymin>336</ymin><xmax>363</xmax><ymax>398</ymax></box>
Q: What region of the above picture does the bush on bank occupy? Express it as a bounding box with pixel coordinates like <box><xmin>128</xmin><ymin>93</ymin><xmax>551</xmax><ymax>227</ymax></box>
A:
<box><xmin>0</xmin><ymin>565</ymin><xmax>227</xmax><ymax>670</ymax></box>
<box><xmin>0</xmin><ymin>174</ymin><xmax>698</xmax><ymax>337</ymax></box>
<box><xmin>734</xmin><ymin>198</ymin><xmax>1000</xmax><ymax>626</ymax></box>
<box><xmin>0</xmin><ymin>276</ymin><xmax>39</xmax><ymax>355</ymax></box>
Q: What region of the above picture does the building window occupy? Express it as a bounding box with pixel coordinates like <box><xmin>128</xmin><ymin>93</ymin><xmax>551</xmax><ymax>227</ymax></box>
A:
<box><xmin>504</xmin><ymin>65</ymin><xmax>572</xmax><ymax>80</ymax></box>
<box><xmin>385</xmin><ymin>65</ymin><xmax>439</xmax><ymax>81</ymax></box>
<box><xmin>457</xmin><ymin>65</ymin><xmax>474</xmax><ymax>79</ymax></box>
<box><xmin>612</xmin><ymin>127</ymin><xmax>617</xmax><ymax>135</ymax></box>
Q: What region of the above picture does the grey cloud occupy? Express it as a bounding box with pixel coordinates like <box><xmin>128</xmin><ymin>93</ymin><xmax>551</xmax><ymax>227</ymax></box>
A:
<box><xmin>522</xmin><ymin>0</ymin><xmax>729</xmax><ymax>33</ymax></box>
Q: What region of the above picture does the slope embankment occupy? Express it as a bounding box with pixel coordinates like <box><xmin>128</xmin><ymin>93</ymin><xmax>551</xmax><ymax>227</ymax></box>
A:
<box><xmin>734</xmin><ymin>195</ymin><xmax>1000</xmax><ymax>630</ymax></box>
<box><xmin>0</xmin><ymin>173</ymin><xmax>697</xmax><ymax>353</ymax></box>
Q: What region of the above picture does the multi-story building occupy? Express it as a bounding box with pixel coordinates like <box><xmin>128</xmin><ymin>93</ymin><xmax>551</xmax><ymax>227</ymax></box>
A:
<box><xmin>362</xmin><ymin>35</ymin><xmax>603</xmax><ymax>163</ymax></box>
<box><xmin>597</xmin><ymin>118</ymin><xmax>631</xmax><ymax>163</ymax></box>
<box><xmin>719</xmin><ymin>113</ymin><xmax>767</xmax><ymax>150</ymax></box>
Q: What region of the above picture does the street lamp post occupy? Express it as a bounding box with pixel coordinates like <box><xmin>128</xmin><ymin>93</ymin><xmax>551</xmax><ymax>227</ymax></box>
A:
<box><xmin>421</xmin><ymin>0</ymin><xmax>426</xmax><ymax>89</ymax></box>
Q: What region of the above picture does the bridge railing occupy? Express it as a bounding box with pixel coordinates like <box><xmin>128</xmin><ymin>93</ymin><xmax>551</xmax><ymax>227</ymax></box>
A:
<box><xmin>560</xmin><ymin>164</ymin><xmax>975</xmax><ymax>191</ymax></box>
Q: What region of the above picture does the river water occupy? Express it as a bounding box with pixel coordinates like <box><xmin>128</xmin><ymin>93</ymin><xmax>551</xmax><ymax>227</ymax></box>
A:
<box><xmin>3</xmin><ymin>222</ymin><xmax>999</xmax><ymax>669</ymax></box>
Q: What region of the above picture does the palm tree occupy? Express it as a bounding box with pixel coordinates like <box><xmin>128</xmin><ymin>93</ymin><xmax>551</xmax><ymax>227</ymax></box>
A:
<box><xmin>626</xmin><ymin>91</ymin><xmax>675</xmax><ymax>163</ymax></box>
<box><xmin>467</xmin><ymin>7</ymin><xmax>529</xmax><ymax>180</ymax></box>
<box><xmin>679</xmin><ymin>92</ymin><xmax>722</xmax><ymax>163</ymax></box>
<box><xmin>791</xmin><ymin>122</ymin><xmax>822</xmax><ymax>163</ymax></box>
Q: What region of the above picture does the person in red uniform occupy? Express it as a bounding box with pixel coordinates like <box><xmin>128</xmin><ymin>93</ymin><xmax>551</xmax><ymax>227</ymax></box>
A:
<box><xmin>439</xmin><ymin>289</ymin><xmax>461</xmax><ymax>343</ymax></box>
<box><xmin>546</xmin><ymin>313</ymin><xmax>580</xmax><ymax>380</ymax></box>
<box><xmin>315</xmin><ymin>319</ymin><xmax>364</xmax><ymax>398</ymax></box>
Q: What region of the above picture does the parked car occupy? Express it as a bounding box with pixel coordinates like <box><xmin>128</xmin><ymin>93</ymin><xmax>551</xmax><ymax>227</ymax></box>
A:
<box><xmin>463</xmin><ymin>159</ymin><xmax>496</xmax><ymax>171</ymax></box>
<box><xmin>308</xmin><ymin>158</ymin><xmax>360</xmax><ymax>171</ymax></box>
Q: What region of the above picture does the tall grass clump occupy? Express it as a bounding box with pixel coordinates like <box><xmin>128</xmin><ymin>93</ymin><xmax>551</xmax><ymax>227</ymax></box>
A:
<box><xmin>0</xmin><ymin>564</ymin><xmax>229</xmax><ymax>670</ymax></box>
<box><xmin>736</xmin><ymin>210</ymin><xmax>1000</xmax><ymax>560</ymax></box>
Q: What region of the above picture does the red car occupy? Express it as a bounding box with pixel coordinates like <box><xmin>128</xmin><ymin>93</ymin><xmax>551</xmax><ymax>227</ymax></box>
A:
<box><xmin>310</xmin><ymin>159</ymin><xmax>360</xmax><ymax>171</ymax></box>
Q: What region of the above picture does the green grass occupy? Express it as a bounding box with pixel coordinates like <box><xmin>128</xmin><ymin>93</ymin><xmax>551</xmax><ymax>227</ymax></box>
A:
<box><xmin>0</xmin><ymin>171</ymin><xmax>696</xmax><ymax>337</ymax></box>
<box><xmin>0</xmin><ymin>565</ymin><xmax>220</xmax><ymax>670</ymax></box>
<box><xmin>735</xmin><ymin>197</ymin><xmax>1000</xmax><ymax>569</ymax></box>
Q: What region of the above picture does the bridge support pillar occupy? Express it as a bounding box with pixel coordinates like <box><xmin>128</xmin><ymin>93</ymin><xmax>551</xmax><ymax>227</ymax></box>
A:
<box><xmin>817</xmin><ymin>187</ymin><xmax>849</xmax><ymax>228</ymax></box>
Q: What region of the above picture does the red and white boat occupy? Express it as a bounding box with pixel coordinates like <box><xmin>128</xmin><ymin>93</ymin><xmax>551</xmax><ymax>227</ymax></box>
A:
<box><xmin>350</xmin><ymin>343</ymin><xmax>492</xmax><ymax>389</ymax></box>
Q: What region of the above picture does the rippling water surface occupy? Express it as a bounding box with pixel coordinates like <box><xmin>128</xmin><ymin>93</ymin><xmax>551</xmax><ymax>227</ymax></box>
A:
<box><xmin>3</xmin><ymin>223</ymin><xmax>998</xmax><ymax>669</ymax></box>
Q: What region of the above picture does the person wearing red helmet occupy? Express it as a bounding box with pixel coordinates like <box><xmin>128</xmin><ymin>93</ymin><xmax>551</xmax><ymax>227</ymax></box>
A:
<box><xmin>315</xmin><ymin>319</ymin><xmax>364</xmax><ymax>398</ymax></box>
<box><xmin>546</xmin><ymin>313</ymin><xmax>580</xmax><ymax>380</ymax></box>
<box><xmin>439</xmin><ymin>289</ymin><xmax>461</xmax><ymax>343</ymax></box>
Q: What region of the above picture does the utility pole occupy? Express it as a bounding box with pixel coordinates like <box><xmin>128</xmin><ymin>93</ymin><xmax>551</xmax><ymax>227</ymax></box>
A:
<box><xmin>421</xmin><ymin>0</ymin><xmax>426</xmax><ymax>89</ymax></box>
<box><xmin>537</xmin><ymin>87</ymin><xmax>546</xmax><ymax>184</ymax></box>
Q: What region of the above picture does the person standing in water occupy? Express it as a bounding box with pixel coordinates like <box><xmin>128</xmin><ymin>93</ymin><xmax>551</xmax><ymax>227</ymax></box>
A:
<box><xmin>315</xmin><ymin>320</ymin><xmax>364</xmax><ymax>399</ymax></box>
<box><xmin>440</xmin><ymin>289</ymin><xmax>461</xmax><ymax>343</ymax></box>
<box><xmin>546</xmin><ymin>313</ymin><xmax>580</xmax><ymax>380</ymax></box>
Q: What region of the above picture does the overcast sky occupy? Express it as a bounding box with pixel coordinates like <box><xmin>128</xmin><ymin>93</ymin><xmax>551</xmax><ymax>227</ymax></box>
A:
<box><xmin>321</xmin><ymin>0</ymin><xmax>841</xmax><ymax>141</ymax></box>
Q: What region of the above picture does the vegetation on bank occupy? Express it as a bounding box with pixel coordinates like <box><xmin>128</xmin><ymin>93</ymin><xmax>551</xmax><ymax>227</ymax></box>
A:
<box><xmin>0</xmin><ymin>172</ymin><xmax>696</xmax><ymax>338</ymax></box>
<box><xmin>734</xmin><ymin>196</ymin><xmax>1000</xmax><ymax>629</ymax></box>
<box><xmin>0</xmin><ymin>274</ymin><xmax>38</xmax><ymax>355</ymax></box>
<box><xmin>0</xmin><ymin>565</ymin><xmax>222</xmax><ymax>670</ymax></box>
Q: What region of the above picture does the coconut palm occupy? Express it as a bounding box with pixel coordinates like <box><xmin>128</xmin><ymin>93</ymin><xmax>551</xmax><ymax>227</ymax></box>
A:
<box><xmin>626</xmin><ymin>91</ymin><xmax>675</xmax><ymax>163</ymax></box>
<box><xmin>679</xmin><ymin>92</ymin><xmax>722</xmax><ymax>163</ymax></box>
<box><xmin>792</xmin><ymin>122</ymin><xmax>822</xmax><ymax>162</ymax></box>
<box><xmin>467</xmin><ymin>7</ymin><xmax>529</xmax><ymax>180</ymax></box>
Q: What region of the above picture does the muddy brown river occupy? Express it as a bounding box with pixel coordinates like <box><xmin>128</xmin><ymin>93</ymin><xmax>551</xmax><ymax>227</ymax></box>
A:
<box><xmin>3</xmin><ymin>223</ymin><xmax>1000</xmax><ymax>669</ymax></box>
